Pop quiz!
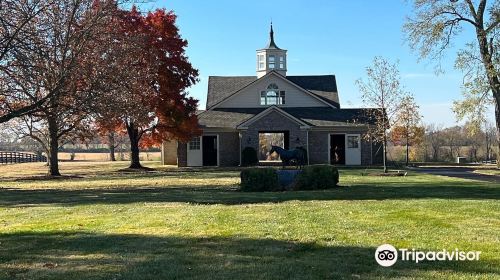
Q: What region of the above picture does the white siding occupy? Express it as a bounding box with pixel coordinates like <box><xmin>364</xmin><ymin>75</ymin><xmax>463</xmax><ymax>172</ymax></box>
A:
<box><xmin>215</xmin><ymin>75</ymin><xmax>328</xmax><ymax>108</ymax></box>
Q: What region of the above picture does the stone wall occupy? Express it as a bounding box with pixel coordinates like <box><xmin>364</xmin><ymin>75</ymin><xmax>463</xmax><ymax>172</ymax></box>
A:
<box><xmin>218</xmin><ymin>132</ymin><xmax>240</xmax><ymax>166</ymax></box>
<box><xmin>361</xmin><ymin>138</ymin><xmax>372</xmax><ymax>165</ymax></box>
<box><xmin>372</xmin><ymin>141</ymin><xmax>383</xmax><ymax>164</ymax></box>
<box><xmin>177</xmin><ymin>142</ymin><xmax>187</xmax><ymax>167</ymax></box>
<box><xmin>308</xmin><ymin>131</ymin><xmax>329</xmax><ymax>164</ymax></box>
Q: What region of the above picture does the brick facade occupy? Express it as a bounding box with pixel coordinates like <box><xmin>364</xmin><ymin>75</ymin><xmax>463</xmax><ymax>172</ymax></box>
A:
<box><xmin>177</xmin><ymin>142</ymin><xmax>187</xmax><ymax>167</ymax></box>
<box><xmin>307</xmin><ymin>129</ymin><xmax>373</xmax><ymax>165</ymax></box>
<box><xmin>218</xmin><ymin>132</ymin><xmax>240</xmax><ymax>166</ymax></box>
<box><xmin>176</xmin><ymin>116</ymin><xmax>377</xmax><ymax>167</ymax></box>
<box><xmin>240</xmin><ymin>111</ymin><xmax>308</xmax><ymax>157</ymax></box>
<box><xmin>308</xmin><ymin>131</ymin><xmax>329</xmax><ymax>164</ymax></box>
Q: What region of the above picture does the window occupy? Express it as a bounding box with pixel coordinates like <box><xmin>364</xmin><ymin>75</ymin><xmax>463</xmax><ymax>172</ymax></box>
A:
<box><xmin>268</xmin><ymin>55</ymin><xmax>275</xmax><ymax>69</ymax></box>
<box><xmin>258</xmin><ymin>55</ymin><xmax>265</xmax><ymax>70</ymax></box>
<box><xmin>279</xmin><ymin>56</ymin><xmax>284</xmax><ymax>69</ymax></box>
<box><xmin>260</xmin><ymin>84</ymin><xmax>285</xmax><ymax>105</ymax></box>
<box><xmin>347</xmin><ymin>136</ymin><xmax>359</xmax><ymax>148</ymax></box>
<box><xmin>279</xmin><ymin>91</ymin><xmax>285</xmax><ymax>104</ymax></box>
<box><xmin>189</xmin><ymin>137</ymin><xmax>200</xmax><ymax>150</ymax></box>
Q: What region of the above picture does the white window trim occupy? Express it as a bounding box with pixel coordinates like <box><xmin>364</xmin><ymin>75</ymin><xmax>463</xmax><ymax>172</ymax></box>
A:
<box><xmin>188</xmin><ymin>137</ymin><xmax>201</xmax><ymax>150</ymax></box>
<box><xmin>347</xmin><ymin>135</ymin><xmax>360</xmax><ymax>149</ymax></box>
<box><xmin>260</xmin><ymin>84</ymin><xmax>285</xmax><ymax>106</ymax></box>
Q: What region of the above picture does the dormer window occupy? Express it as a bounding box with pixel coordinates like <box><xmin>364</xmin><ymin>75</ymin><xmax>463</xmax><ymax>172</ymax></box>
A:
<box><xmin>260</xmin><ymin>83</ymin><xmax>285</xmax><ymax>105</ymax></box>
<box><xmin>268</xmin><ymin>55</ymin><xmax>275</xmax><ymax>69</ymax></box>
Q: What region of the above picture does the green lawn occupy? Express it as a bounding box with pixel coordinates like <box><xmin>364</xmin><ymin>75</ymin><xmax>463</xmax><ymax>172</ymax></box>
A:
<box><xmin>0</xmin><ymin>161</ymin><xmax>499</xmax><ymax>279</ymax></box>
<box><xmin>474</xmin><ymin>169</ymin><xmax>500</xmax><ymax>176</ymax></box>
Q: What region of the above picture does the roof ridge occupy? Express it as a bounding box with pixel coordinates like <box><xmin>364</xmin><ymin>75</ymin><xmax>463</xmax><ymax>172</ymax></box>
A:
<box><xmin>287</xmin><ymin>74</ymin><xmax>336</xmax><ymax>77</ymax></box>
<box><xmin>209</xmin><ymin>75</ymin><xmax>257</xmax><ymax>78</ymax></box>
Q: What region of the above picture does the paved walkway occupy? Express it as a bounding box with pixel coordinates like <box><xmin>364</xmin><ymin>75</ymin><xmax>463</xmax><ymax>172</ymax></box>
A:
<box><xmin>413</xmin><ymin>167</ymin><xmax>500</xmax><ymax>184</ymax></box>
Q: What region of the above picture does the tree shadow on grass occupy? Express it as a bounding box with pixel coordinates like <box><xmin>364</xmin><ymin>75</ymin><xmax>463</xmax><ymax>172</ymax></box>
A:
<box><xmin>413</xmin><ymin>167</ymin><xmax>500</xmax><ymax>183</ymax></box>
<box><xmin>0</xmin><ymin>170</ymin><xmax>241</xmax><ymax>182</ymax></box>
<box><xmin>0</xmin><ymin>231</ymin><xmax>498</xmax><ymax>280</ymax></box>
<box><xmin>0</xmin><ymin>181</ymin><xmax>498</xmax><ymax>207</ymax></box>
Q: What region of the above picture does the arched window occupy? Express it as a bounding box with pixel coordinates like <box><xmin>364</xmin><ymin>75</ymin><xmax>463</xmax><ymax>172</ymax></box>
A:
<box><xmin>260</xmin><ymin>83</ymin><xmax>285</xmax><ymax>105</ymax></box>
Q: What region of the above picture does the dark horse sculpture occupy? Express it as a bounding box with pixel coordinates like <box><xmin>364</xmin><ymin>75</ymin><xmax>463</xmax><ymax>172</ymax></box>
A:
<box><xmin>269</xmin><ymin>145</ymin><xmax>306</xmax><ymax>169</ymax></box>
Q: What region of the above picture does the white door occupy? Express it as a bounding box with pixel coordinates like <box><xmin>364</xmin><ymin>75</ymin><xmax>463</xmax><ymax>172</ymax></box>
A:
<box><xmin>187</xmin><ymin>137</ymin><xmax>202</xmax><ymax>166</ymax></box>
<box><xmin>345</xmin><ymin>134</ymin><xmax>361</xmax><ymax>165</ymax></box>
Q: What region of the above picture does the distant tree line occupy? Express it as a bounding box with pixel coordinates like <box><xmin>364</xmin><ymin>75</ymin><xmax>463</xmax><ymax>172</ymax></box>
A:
<box><xmin>389</xmin><ymin>122</ymin><xmax>498</xmax><ymax>164</ymax></box>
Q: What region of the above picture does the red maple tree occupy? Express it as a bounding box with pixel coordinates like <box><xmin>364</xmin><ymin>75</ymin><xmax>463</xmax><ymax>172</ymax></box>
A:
<box><xmin>93</xmin><ymin>6</ymin><xmax>199</xmax><ymax>169</ymax></box>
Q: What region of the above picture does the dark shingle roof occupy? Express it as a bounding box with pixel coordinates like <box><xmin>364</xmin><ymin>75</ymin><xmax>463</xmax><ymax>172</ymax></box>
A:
<box><xmin>197</xmin><ymin>107</ymin><xmax>375</xmax><ymax>128</ymax></box>
<box><xmin>206</xmin><ymin>75</ymin><xmax>339</xmax><ymax>109</ymax></box>
<box><xmin>282</xmin><ymin>107</ymin><xmax>374</xmax><ymax>126</ymax></box>
<box><xmin>207</xmin><ymin>76</ymin><xmax>256</xmax><ymax>108</ymax></box>
<box><xmin>197</xmin><ymin>108</ymin><xmax>264</xmax><ymax>128</ymax></box>
<box><xmin>286</xmin><ymin>75</ymin><xmax>337</xmax><ymax>92</ymax></box>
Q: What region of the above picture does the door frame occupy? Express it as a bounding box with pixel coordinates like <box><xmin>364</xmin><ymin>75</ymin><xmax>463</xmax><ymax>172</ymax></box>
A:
<box><xmin>202</xmin><ymin>134</ymin><xmax>219</xmax><ymax>167</ymax></box>
<box><xmin>328</xmin><ymin>133</ymin><xmax>346</xmax><ymax>165</ymax></box>
<box><xmin>328</xmin><ymin>133</ymin><xmax>362</xmax><ymax>165</ymax></box>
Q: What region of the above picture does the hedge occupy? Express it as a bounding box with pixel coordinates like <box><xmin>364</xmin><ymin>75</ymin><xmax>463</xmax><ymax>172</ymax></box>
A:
<box><xmin>294</xmin><ymin>165</ymin><xmax>339</xmax><ymax>190</ymax></box>
<box><xmin>240</xmin><ymin>168</ymin><xmax>281</xmax><ymax>192</ymax></box>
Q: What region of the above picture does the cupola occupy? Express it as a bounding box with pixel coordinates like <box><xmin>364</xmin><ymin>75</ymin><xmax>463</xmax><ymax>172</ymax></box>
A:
<box><xmin>257</xmin><ymin>23</ymin><xmax>287</xmax><ymax>78</ymax></box>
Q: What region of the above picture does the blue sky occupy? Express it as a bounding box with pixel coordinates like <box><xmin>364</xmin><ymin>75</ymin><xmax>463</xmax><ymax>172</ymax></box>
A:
<box><xmin>137</xmin><ymin>0</ymin><xmax>492</xmax><ymax>127</ymax></box>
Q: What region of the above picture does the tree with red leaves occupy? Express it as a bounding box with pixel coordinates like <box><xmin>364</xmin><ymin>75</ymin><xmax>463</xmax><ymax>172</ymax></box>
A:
<box><xmin>93</xmin><ymin>6</ymin><xmax>199</xmax><ymax>169</ymax></box>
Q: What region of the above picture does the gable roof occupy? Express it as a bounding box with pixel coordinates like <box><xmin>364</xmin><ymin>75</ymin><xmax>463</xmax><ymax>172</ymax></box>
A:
<box><xmin>237</xmin><ymin>106</ymin><xmax>309</xmax><ymax>129</ymax></box>
<box><xmin>196</xmin><ymin>107</ymin><xmax>376</xmax><ymax>129</ymax></box>
<box><xmin>206</xmin><ymin>76</ymin><xmax>256</xmax><ymax>108</ymax></box>
<box><xmin>206</xmin><ymin>74</ymin><xmax>339</xmax><ymax>109</ymax></box>
<box><xmin>197</xmin><ymin>108</ymin><xmax>260</xmax><ymax>128</ymax></box>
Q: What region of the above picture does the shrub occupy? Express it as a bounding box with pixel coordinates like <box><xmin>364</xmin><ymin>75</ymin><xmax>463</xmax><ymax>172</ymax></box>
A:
<box><xmin>241</xmin><ymin>147</ymin><xmax>258</xmax><ymax>166</ymax></box>
<box><xmin>240</xmin><ymin>168</ymin><xmax>281</xmax><ymax>192</ymax></box>
<box><xmin>294</xmin><ymin>165</ymin><xmax>339</xmax><ymax>190</ymax></box>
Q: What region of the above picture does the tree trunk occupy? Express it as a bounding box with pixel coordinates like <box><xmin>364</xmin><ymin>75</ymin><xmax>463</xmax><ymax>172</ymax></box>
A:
<box><xmin>47</xmin><ymin>115</ymin><xmax>61</xmax><ymax>176</ymax></box>
<box><xmin>126</xmin><ymin>122</ymin><xmax>142</xmax><ymax>169</ymax></box>
<box><xmin>475</xmin><ymin>30</ymin><xmax>500</xmax><ymax>167</ymax></box>
<box><xmin>405</xmin><ymin>130</ymin><xmax>409</xmax><ymax>166</ymax></box>
<box><xmin>108</xmin><ymin>132</ymin><xmax>116</xmax><ymax>161</ymax></box>
<box><xmin>406</xmin><ymin>143</ymin><xmax>409</xmax><ymax>166</ymax></box>
<box><xmin>496</xmin><ymin>102</ymin><xmax>500</xmax><ymax>168</ymax></box>
<box><xmin>383</xmin><ymin>133</ymin><xmax>387</xmax><ymax>173</ymax></box>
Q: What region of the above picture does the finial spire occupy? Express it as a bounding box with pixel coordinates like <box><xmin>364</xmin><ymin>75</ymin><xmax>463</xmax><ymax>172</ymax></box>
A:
<box><xmin>266</xmin><ymin>22</ymin><xmax>280</xmax><ymax>49</ymax></box>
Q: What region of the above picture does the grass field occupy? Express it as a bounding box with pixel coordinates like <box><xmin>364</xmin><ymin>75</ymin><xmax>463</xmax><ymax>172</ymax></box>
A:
<box><xmin>0</xmin><ymin>161</ymin><xmax>499</xmax><ymax>279</ymax></box>
<box><xmin>57</xmin><ymin>152</ymin><xmax>161</xmax><ymax>161</ymax></box>
<box><xmin>474</xmin><ymin>169</ymin><xmax>500</xmax><ymax>176</ymax></box>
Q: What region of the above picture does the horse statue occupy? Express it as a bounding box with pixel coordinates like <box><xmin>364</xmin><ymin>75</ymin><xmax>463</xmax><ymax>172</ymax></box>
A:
<box><xmin>269</xmin><ymin>145</ymin><xmax>307</xmax><ymax>169</ymax></box>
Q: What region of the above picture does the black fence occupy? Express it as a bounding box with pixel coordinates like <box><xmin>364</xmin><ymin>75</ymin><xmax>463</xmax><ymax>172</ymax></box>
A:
<box><xmin>0</xmin><ymin>152</ymin><xmax>47</xmax><ymax>164</ymax></box>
